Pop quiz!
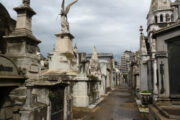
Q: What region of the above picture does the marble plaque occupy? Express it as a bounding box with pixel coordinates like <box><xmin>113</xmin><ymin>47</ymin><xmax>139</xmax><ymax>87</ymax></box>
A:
<box><xmin>29</xmin><ymin>64</ymin><xmax>39</xmax><ymax>73</ymax></box>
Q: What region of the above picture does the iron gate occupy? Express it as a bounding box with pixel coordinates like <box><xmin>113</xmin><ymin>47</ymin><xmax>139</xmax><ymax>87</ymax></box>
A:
<box><xmin>51</xmin><ymin>87</ymin><xmax>65</xmax><ymax>120</ymax></box>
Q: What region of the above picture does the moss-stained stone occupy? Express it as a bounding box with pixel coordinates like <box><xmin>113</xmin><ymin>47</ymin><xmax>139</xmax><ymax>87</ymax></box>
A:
<box><xmin>62</xmin><ymin>53</ymin><xmax>74</xmax><ymax>60</ymax></box>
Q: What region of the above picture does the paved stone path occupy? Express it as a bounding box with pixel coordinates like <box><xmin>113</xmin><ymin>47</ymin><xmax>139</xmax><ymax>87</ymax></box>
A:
<box><xmin>86</xmin><ymin>86</ymin><xmax>146</xmax><ymax>120</ymax></box>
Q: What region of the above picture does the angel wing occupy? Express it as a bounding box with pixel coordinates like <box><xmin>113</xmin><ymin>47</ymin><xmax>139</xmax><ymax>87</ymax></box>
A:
<box><xmin>61</xmin><ymin>0</ymin><xmax>65</xmax><ymax>11</ymax></box>
<box><xmin>65</xmin><ymin>0</ymin><xmax>78</xmax><ymax>15</ymax></box>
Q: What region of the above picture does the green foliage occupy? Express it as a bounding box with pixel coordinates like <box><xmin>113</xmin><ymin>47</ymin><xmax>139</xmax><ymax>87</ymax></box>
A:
<box><xmin>88</xmin><ymin>75</ymin><xmax>98</xmax><ymax>81</ymax></box>
<box><xmin>42</xmin><ymin>78</ymin><xmax>48</xmax><ymax>81</ymax></box>
<box><xmin>141</xmin><ymin>90</ymin><xmax>151</xmax><ymax>93</ymax></box>
<box><xmin>63</xmin><ymin>53</ymin><xmax>74</xmax><ymax>60</ymax></box>
<box><xmin>136</xmin><ymin>88</ymin><xmax>140</xmax><ymax>92</ymax></box>
<box><xmin>49</xmin><ymin>91</ymin><xmax>55</xmax><ymax>101</ymax></box>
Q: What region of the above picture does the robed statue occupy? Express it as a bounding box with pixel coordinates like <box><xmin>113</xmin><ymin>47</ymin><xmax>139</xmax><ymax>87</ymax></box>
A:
<box><xmin>60</xmin><ymin>0</ymin><xmax>78</xmax><ymax>33</ymax></box>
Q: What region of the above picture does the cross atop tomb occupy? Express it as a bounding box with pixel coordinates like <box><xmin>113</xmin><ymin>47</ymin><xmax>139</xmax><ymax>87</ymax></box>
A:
<box><xmin>172</xmin><ymin>0</ymin><xmax>180</xmax><ymax>20</ymax></box>
<box><xmin>139</xmin><ymin>26</ymin><xmax>143</xmax><ymax>34</ymax></box>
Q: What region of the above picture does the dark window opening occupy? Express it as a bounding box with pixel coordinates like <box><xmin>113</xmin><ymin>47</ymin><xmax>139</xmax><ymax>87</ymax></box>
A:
<box><xmin>160</xmin><ymin>14</ymin><xmax>163</xmax><ymax>22</ymax></box>
<box><xmin>171</xmin><ymin>14</ymin><xmax>174</xmax><ymax>22</ymax></box>
<box><xmin>155</xmin><ymin>16</ymin><xmax>158</xmax><ymax>23</ymax></box>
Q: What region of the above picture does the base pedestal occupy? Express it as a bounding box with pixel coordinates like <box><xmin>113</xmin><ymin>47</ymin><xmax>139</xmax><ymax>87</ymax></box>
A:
<box><xmin>73</xmin><ymin>78</ymin><xmax>89</xmax><ymax>107</ymax></box>
<box><xmin>55</xmin><ymin>33</ymin><xmax>74</xmax><ymax>54</ymax></box>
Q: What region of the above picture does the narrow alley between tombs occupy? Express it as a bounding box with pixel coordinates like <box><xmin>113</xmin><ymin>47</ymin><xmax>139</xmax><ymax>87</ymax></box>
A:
<box><xmin>85</xmin><ymin>85</ymin><xmax>147</xmax><ymax>120</ymax></box>
<box><xmin>1</xmin><ymin>0</ymin><xmax>180</xmax><ymax>120</ymax></box>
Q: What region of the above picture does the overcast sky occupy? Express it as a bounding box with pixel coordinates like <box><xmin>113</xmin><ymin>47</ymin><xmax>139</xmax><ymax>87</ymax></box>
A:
<box><xmin>1</xmin><ymin>0</ymin><xmax>151</xmax><ymax>60</ymax></box>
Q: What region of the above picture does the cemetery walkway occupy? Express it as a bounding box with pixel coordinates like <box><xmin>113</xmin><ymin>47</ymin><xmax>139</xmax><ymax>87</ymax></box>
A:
<box><xmin>86</xmin><ymin>86</ymin><xmax>147</xmax><ymax>120</ymax></box>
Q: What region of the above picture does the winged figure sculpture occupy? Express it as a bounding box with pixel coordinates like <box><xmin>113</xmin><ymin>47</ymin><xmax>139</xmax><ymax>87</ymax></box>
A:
<box><xmin>60</xmin><ymin>0</ymin><xmax>78</xmax><ymax>33</ymax></box>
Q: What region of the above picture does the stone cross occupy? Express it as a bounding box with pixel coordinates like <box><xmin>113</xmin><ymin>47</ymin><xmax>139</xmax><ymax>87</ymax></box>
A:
<box><xmin>23</xmin><ymin>0</ymin><xmax>30</xmax><ymax>6</ymax></box>
<box><xmin>172</xmin><ymin>0</ymin><xmax>180</xmax><ymax>20</ymax></box>
<box><xmin>139</xmin><ymin>26</ymin><xmax>143</xmax><ymax>34</ymax></box>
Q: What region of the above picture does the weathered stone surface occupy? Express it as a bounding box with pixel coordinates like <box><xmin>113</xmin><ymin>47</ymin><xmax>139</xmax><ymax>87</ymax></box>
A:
<box><xmin>55</xmin><ymin>33</ymin><xmax>74</xmax><ymax>54</ymax></box>
<box><xmin>73</xmin><ymin>82</ymin><xmax>89</xmax><ymax>107</ymax></box>
<box><xmin>9</xmin><ymin>87</ymin><xmax>27</xmax><ymax>106</ymax></box>
<box><xmin>2</xmin><ymin>0</ymin><xmax>41</xmax><ymax>80</ymax></box>
<box><xmin>0</xmin><ymin>109</ymin><xmax>5</xmax><ymax>120</ymax></box>
<box><xmin>0</xmin><ymin>106</ymin><xmax>13</xmax><ymax>120</ymax></box>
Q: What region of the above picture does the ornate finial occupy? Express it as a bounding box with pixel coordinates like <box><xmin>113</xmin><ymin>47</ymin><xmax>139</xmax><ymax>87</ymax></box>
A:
<box><xmin>74</xmin><ymin>43</ymin><xmax>77</xmax><ymax>49</ymax></box>
<box><xmin>139</xmin><ymin>25</ymin><xmax>143</xmax><ymax>34</ymax></box>
<box><xmin>91</xmin><ymin>46</ymin><xmax>98</xmax><ymax>60</ymax></box>
<box><xmin>23</xmin><ymin>0</ymin><xmax>30</xmax><ymax>6</ymax></box>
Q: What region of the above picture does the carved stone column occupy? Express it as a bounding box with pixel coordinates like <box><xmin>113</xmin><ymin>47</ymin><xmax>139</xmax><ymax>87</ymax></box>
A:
<box><xmin>153</xmin><ymin>60</ymin><xmax>158</xmax><ymax>101</ymax></box>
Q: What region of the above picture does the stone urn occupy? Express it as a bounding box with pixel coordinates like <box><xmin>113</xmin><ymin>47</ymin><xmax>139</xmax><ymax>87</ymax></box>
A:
<box><xmin>140</xmin><ymin>91</ymin><xmax>151</xmax><ymax>105</ymax></box>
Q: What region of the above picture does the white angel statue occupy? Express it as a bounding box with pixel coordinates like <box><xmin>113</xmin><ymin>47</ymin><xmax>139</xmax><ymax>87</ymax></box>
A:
<box><xmin>60</xmin><ymin>0</ymin><xmax>78</xmax><ymax>33</ymax></box>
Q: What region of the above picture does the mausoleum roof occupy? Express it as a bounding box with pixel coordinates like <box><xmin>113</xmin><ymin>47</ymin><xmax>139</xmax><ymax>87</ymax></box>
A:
<box><xmin>149</xmin><ymin>0</ymin><xmax>172</xmax><ymax>14</ymax></box>
<box><xmin>0</xmin><ymin>3</ymin><xmax>16</xmax><ymax>32</ymax></box>
<box><xmin>153</xmin><ymin>22</ymin><xmax>180</xmax><ymax>38</ymax></box>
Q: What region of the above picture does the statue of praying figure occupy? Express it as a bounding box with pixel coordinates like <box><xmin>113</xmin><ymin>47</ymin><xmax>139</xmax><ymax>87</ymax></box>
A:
<box><xmin>60</xmin><ymin>0</ymin><xmax>78</xmax><ymax>33</ymax></box>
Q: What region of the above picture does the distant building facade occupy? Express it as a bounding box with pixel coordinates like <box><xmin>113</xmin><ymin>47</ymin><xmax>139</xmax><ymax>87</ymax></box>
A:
<box><xmin>120</xmin><ymin>51</ymin><xmax>135</xmax><ymax>84</ymax></box>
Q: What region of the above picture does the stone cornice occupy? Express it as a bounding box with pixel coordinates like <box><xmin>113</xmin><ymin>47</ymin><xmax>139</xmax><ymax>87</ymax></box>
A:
<box><xmin>55</xmin><ymin>32</ymin><xmax>74</xmax><ymax>39</ymax></box>
<box><xmin>14</xmin><ymin>5</ymin><xmax>36</xmax><ymax>17</ymax></box>
<box><xmin>3</xmin><ymin>29</ymin><xmax>41</xmax><ymax>43</ymax></box>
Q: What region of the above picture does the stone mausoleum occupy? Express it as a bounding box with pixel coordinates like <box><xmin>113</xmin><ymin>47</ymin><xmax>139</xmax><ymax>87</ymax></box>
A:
<box><xmin>0</xmin><ymin>0</ymin><xmax>122</xmax><ymax>120</ymax></box>
<box><xmin>138</xmin><ymin>0</ymin><xmax>180</xmax><ymax>119</ymax></box>
<box><xmin>0</xmin><ymin>0</ymin><xmax>72</xmax><ymax>120</ymax></box>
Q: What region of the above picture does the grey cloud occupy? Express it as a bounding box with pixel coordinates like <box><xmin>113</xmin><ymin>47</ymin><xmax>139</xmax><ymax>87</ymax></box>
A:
<box><xmin>1</xmin><ymin>0</ymin><xmax>151</xmax><ymax>61</ymax></box>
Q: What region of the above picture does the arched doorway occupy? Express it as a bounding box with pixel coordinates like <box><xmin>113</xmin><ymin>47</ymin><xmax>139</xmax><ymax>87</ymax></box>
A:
<box><xmin>168</xmin><ymin>40</ymin><xmax>180</xmax><ymax>98</ymax></box>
